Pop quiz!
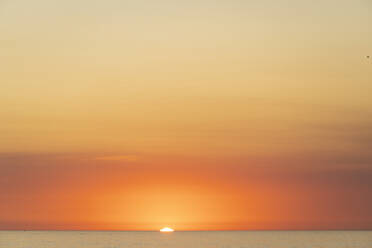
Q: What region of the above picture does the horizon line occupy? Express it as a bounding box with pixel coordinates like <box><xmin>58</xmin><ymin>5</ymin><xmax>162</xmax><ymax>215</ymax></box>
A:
<box><xmin>1</xmin><ymin>229</ymin><xmax>371</xmax><ymax>232</ymax></box>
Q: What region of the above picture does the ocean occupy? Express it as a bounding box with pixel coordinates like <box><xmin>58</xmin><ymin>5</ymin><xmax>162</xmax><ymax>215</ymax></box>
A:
<box><xmin>0</xmin><ymin>230</ymin><xmax>371</xmax><ymax>248</ymax></box>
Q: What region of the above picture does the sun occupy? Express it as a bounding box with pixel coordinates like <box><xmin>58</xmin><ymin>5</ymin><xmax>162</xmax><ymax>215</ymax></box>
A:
<box><xmin>160</xmin><ymin>227</ymin><xmax>174</xmax><ymax>233</ymax></box>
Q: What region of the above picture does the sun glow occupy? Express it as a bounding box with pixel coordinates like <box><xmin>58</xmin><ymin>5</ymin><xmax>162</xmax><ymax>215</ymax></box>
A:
<box><xmin>160</xmin><ymin>227</ymin><xmax>174</xmax><ymax>232</ymax></box>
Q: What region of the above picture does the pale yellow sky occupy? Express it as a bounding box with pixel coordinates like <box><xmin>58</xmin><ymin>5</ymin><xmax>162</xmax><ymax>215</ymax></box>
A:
<box><xmin>1</xmin><ymin>0</ymin><xmax>371</xmax><ymax>155</ymax></box>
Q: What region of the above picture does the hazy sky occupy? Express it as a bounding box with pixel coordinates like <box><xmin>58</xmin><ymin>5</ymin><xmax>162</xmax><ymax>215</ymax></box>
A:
<box><xmin>1</xmin><ymin>0</ymin><xmax>372</xmax><ymax>230</ymax></box>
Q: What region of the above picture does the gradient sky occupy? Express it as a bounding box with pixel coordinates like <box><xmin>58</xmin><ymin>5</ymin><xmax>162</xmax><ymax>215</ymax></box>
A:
<box><xmin>1</xmin><ymin>0</ymin><xmax>372</xmax><ymax>230</ymax></box>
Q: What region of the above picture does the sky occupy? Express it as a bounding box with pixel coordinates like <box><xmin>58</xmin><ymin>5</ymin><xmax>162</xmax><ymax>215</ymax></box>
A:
<box><xmin>0</xmin><ymin>0</ymin><xmax>372</xmax><ymax>230</ymax></box>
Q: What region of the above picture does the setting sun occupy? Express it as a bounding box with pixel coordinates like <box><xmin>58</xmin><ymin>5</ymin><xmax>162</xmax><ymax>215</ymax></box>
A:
<box><xmin>160</xmin><ymin>227</ymin><xmax>174</xmax><ymax>233</ymax></box>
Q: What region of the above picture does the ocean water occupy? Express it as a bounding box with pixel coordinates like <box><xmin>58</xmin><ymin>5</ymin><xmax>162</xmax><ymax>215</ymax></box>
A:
<box><xmin>0</xmin><ymin>231</ymin><xmax>371</xmax><ymax>248</ymax></box>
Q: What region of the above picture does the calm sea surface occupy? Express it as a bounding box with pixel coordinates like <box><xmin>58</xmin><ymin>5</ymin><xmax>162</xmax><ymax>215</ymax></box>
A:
<box><xmin>1</xmin><ymin>231</ymin><xmax>371</xmax><ymax>248</ymax></box>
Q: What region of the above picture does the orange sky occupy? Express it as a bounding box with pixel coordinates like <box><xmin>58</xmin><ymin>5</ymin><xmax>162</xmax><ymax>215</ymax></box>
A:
<box><xmin>1</xmin><ymin>0</ymin><xmax>372</xmax><ymax>230</ymax></box>
<box><xmin>1</xmin><ymin>153</ymin><xmax>372</xmax><ymax>230</ymax></box>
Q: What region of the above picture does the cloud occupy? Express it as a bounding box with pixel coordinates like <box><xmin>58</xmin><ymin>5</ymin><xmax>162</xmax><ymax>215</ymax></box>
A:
<box><xmin>93</xmin><ymin>155</ymin><xmax>138</xmax><ymax>162</ymax></box>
